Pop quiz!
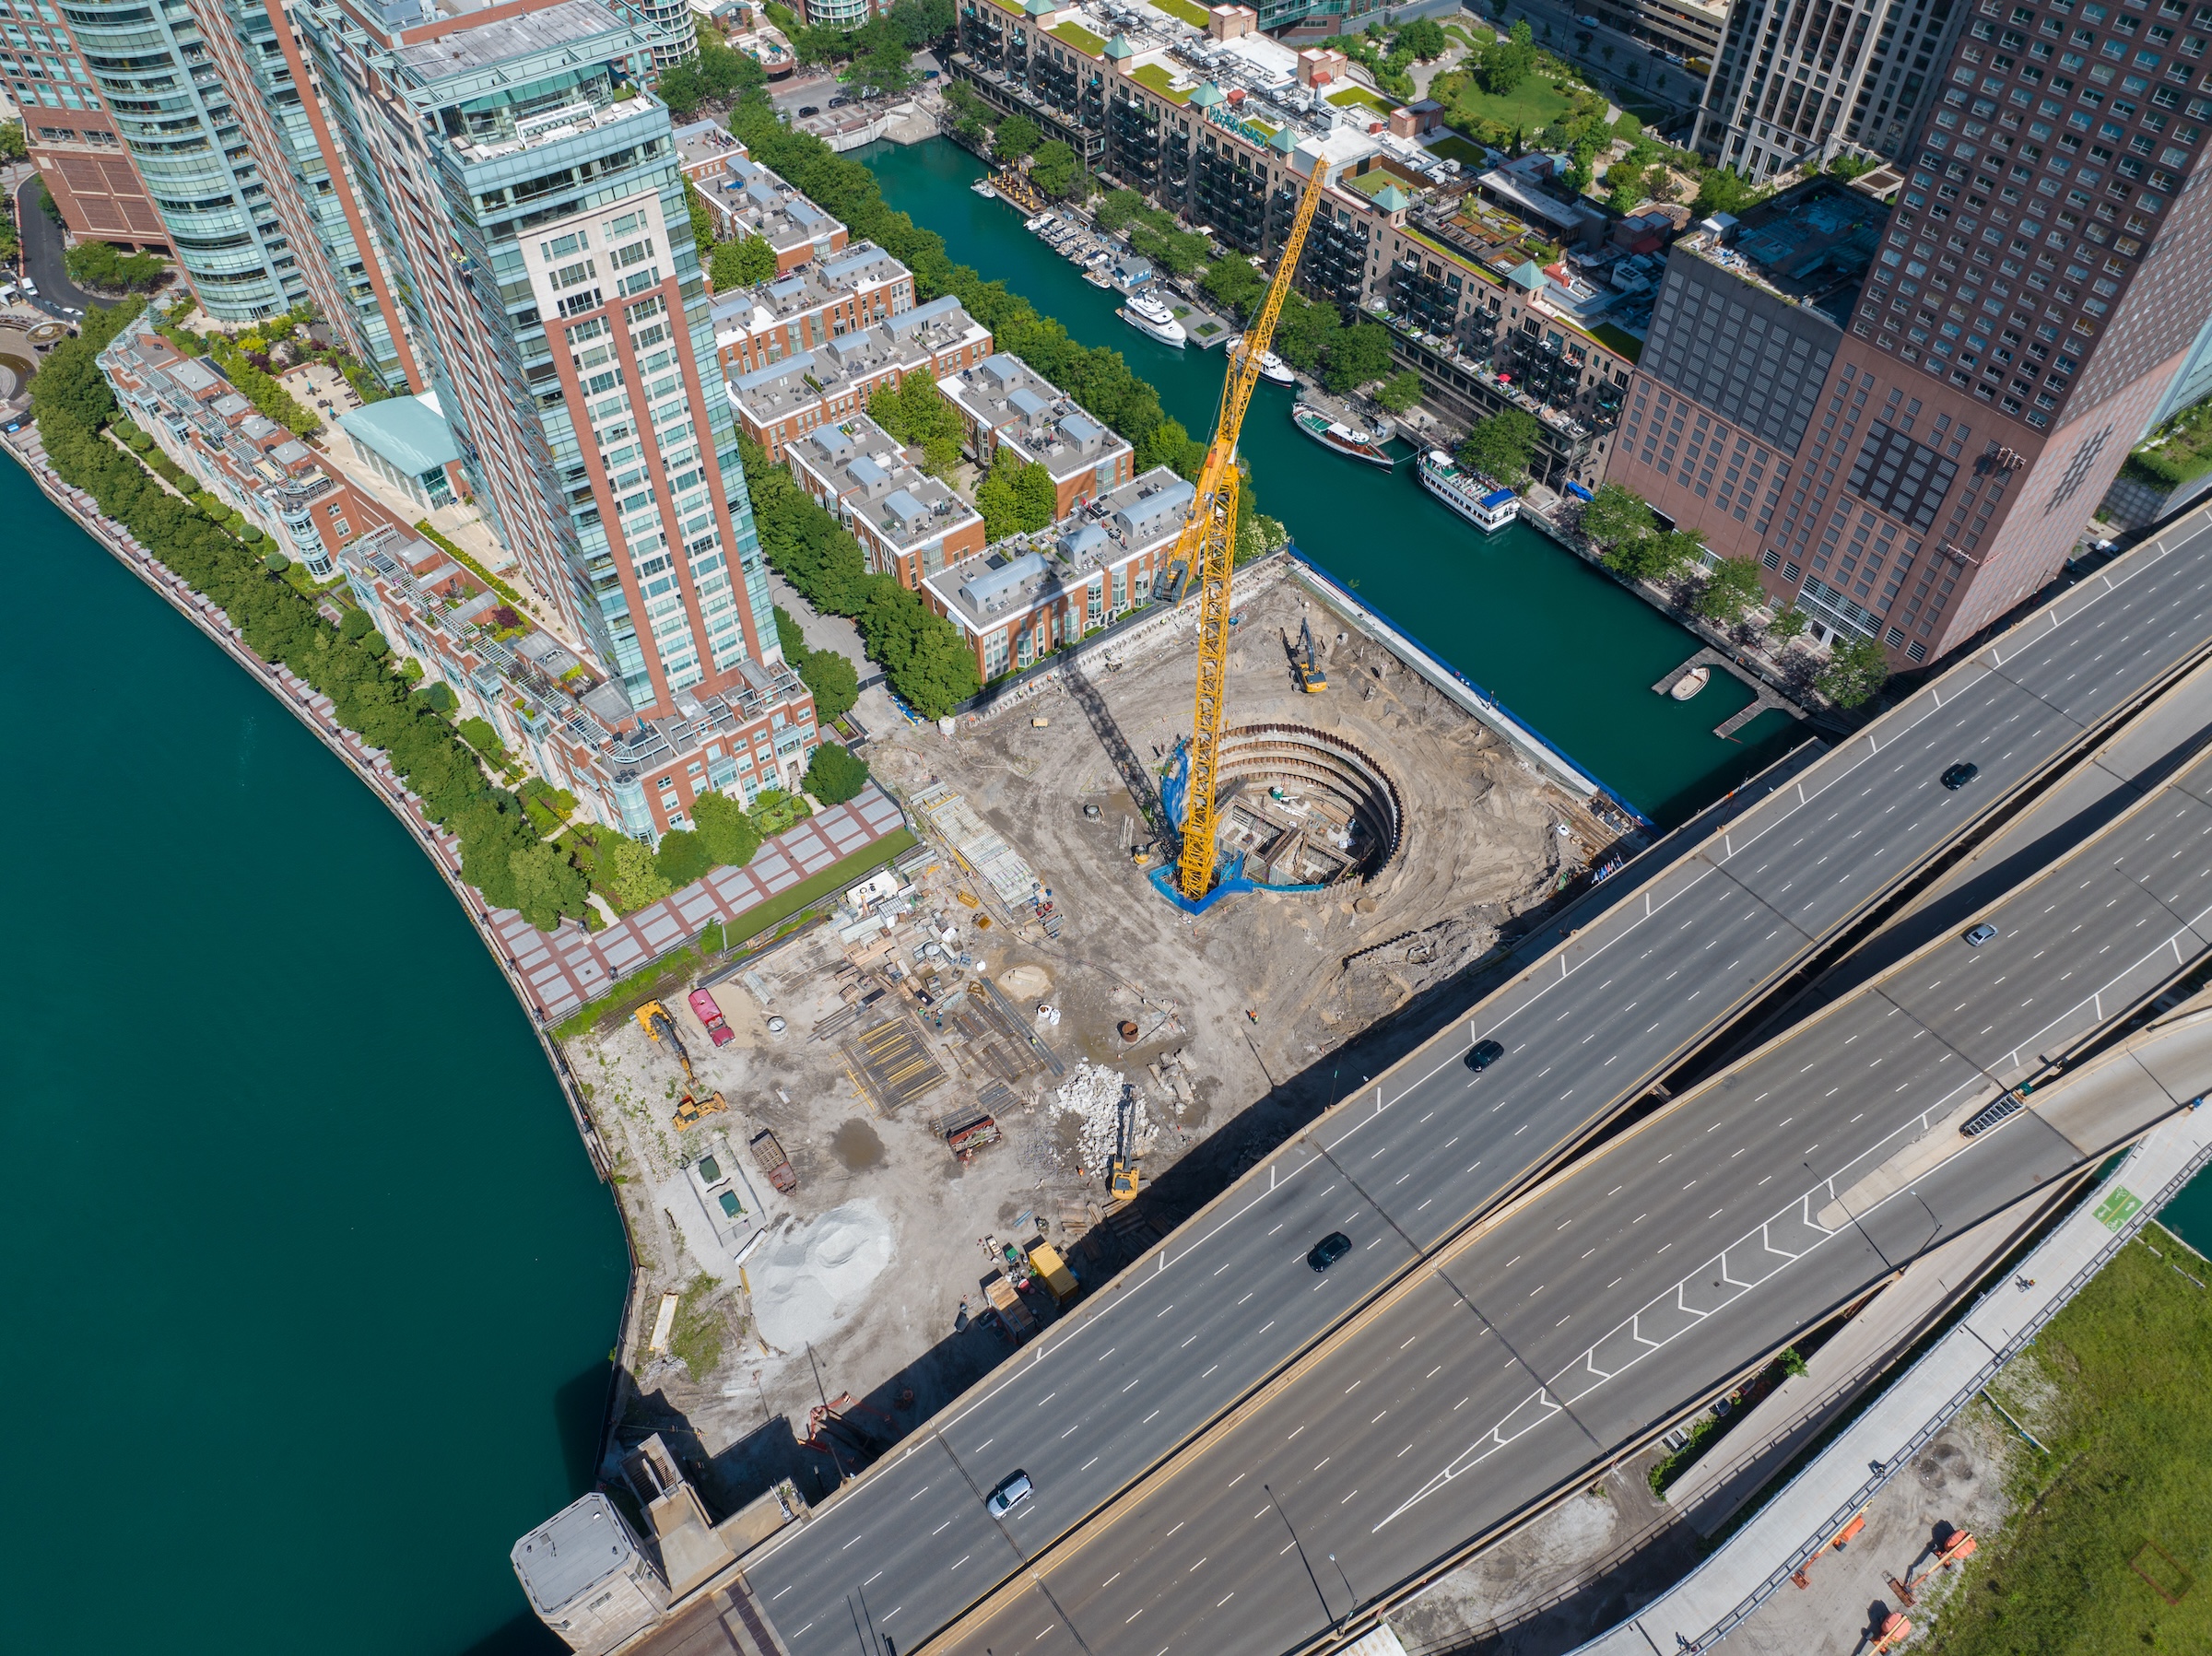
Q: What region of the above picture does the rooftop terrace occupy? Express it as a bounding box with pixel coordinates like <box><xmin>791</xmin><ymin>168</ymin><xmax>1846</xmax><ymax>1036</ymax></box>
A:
<box><xmin>926</xmin><ymin>464</ymin><xmax>1193</xmax><ymax>632</ymax></box>
<box><xmin>1681</xmin><ymin>176</ymin><xmax>1891</xmax><ymax>328</ymax></box>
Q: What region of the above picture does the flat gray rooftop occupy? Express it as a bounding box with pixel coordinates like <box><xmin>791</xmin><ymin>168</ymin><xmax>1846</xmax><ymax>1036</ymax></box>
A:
<box><xmin>511</xmin><ymin>1491</ymin><xmax>638</xmax><ymax>1613</ymax></box>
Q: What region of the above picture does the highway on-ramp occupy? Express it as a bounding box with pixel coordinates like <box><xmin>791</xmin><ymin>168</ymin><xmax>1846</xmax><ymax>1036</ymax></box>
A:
<box><xmin>744</xmin><ymin>520</ymin><xmax>2212</xmax><ymax>1656</ymax></box>
<box><xmin>930</xmin><ymin>723</ymin><xmax>2212</xmax><ymax>1656</ymax></box>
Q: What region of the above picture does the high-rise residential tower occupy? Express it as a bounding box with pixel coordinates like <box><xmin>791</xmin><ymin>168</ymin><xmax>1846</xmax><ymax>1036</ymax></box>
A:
<box><xmin>297</xmin><ymin>0</ymin><xmax>781</xmax><ymax>722</ymax></box>
<box><xmin>1607</xmin><ymin>0</ymin><xmax>2212</xmax><ymax>666</ymax></box>
<box><xmin>1696</xmin><ymin>0</ymin><xmax>1971</xmax><ymax>175</ymax></box>
<box><xmin>40</xmin><ymin>0</ymin><xmax>307</xmax><ymax>319</ymax></box>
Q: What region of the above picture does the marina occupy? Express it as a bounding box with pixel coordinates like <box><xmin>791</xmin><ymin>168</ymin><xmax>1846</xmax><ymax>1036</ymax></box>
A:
<box><xmin>1119</xmin><ymin>290</ymin><xmax>1186</xmax><ymax>347</ymax></box>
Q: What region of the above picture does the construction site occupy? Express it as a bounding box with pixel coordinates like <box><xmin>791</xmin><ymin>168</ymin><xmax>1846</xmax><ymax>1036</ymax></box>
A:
<box><xmin>564</xmin><ymin>159</ymin><xmax>1645</xmax><ymax>1540</ymax></box>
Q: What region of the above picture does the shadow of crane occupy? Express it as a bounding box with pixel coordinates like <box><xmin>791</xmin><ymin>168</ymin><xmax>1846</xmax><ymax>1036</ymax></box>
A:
<box><xmin>1065</xmin><ymin>652</ymin><xmax>1172</xmax><ymax>842</ymax></box>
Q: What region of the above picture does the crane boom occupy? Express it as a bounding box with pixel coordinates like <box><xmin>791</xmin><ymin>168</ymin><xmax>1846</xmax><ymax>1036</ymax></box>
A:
<box><xmin>1173</xmin><ymin>159</ymin><xmax>1331</xmax><ymax>899</ymax></box>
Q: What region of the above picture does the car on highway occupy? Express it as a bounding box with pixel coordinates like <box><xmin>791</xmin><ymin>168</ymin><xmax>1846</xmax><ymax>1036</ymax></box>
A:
<box><xmin>1307</xmin><ymin>1231</ymin><xmax>1352</xmax><ymax>1272</ymax></box>
<box><xmin>985</xmin><ymin>1471</ymin><xmax>1033</xmax><ymax>1516</ymax></box>
<box><xmin>797</xmin><ymin>104</ymin><xmax>819</xmax><ymax>115</ymax></box>
<box><xmin>1941</xmin><ymin>761</ymin><xmax>1981</xmax><ymax>790</ymax></box>
<box><xmin>1466</xmin><ymin>1038</ymin><xmax>1505</xmax><ymax>1072</ymax></box>
<box><xmin>1964</xmin><ymin>922</ymin><xmax>2000</xmax><ymax>947</ymax></box>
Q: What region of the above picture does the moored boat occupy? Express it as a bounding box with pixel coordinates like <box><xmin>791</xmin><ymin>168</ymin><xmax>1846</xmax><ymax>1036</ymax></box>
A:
<box><xmin>1417</xmin><ymin>448</ymin><xmax>1518</xmax><ymax>531</ymax></box>
<box><xmin>1293</xmin><ymin>403</ymin><xmax>1395</xmax><ymax>468</ymax></box>
<box><xmin>1120</xmin><ymin>290</ymin><xmax>1187</xmax><ymax>346</ymax></box>
<box><xmin>1669</xmin><ymin>665</ymin><xmax>1711</xmax><ymax>700</ymax></box>
<box><xmin>1229</xmin><ymin>335</ymin><xmax>1297</xmax><ymax>385</ymax></box>
<box><xmin>971</xmin><ymin>179</ymin><xmax>998</xmax><ymax>198</ymax></box>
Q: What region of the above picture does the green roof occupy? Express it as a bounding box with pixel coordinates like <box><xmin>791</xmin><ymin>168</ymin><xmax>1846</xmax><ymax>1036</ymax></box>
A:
<box><xmin>337</xmin><ymin>393</ymin><xmax>461</xmax><ymax>477</ymax></box>
<box><xmin>1052</xmin><ymin>18</ymin><xmax>1104</xmax><ymax>53</ymax></box>
<box><xmin>1130</xmin><ymin>62</ymin><xmax>1191</xmax><ymax>102</ymax></box>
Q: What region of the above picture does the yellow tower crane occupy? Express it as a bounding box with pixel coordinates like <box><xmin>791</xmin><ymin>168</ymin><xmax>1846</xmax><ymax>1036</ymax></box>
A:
<box><xmin>1173</xmin><ymin>157</ymin><xmax>1332</xmax><ymax>900</ymax></box>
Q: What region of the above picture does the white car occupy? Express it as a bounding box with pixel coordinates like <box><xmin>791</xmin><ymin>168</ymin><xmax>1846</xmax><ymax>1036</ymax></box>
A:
<box><xmin>985</xmin><ymin>1471</ymin><xmax>1033</xmax><ymax>1517</ymax></box>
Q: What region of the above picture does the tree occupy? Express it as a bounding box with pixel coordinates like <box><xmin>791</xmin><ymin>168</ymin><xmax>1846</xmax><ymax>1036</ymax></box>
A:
<box><xmin>599</xmin><ymin>833</ymin><xmax>670</xmax><ymax>910</ymax></box>
<box><xmin>853</xmin><ymin>34</ymin><xmax>914</xmax><ymax>97</ymax></box>
<box><xmin>995</xmin><ymin>113</ymin><xmax>1041</xmax><ymax>159</ymax></box>
<box><xmin>1697</xmin><ymin>556</ymin><xmax>1766</xmax><ymax>624</ymax></box>
<box><xmin>1323</xmin><ymin>320</ymin><xmax>1394</xmax><ymax>393</ymax></box>
<box><xmin>1694</xmin><ymin>165</ymin><xmax>1759</xmax><ymax>217</ymax></box>
<box><xmin>1236</xmin><ymin>505</ymin><xmax>1287</xmax><ymax>565</ymax></box>
<box><xmin>693</xmin><ymin>790</ymin><xmax>762</xmax><ymax>869</ymax></box>
<box><xmin>1395</xmin><ymin>16</ymin><xmax>1448</xmax><ymax>59</ymax></box>
<box><xmin>798</xmin><ymin>644</ymin><xmax>860</xmax><ymax>722</ymax></box>
<box><xmin>1199</xmin><ymin>255</ymin><xmax>1267</xmax><ymax>321</ymax></box>
<box><xmin>1477</xmin><ymin>21</ymin><xmax>1538</xmax><ymax>94</ymax></box>
<box><xmin>1606</xmin><ymin>161</ymin><xmax>1648</xmax><ymax>209</ymax></box>
<box><xmin>458</xmin><ymin>715</ymin><xmax>508</xmax><ymax>762</ymax></box>
<box><xmin>1604</xmin><ymin>527</ymin><xmax>1705</xmax><ymax>581</ymax></box>
<box><xmin>656</xmin><ymin>828</ymin><xmax>714</xmax><ymax>888</ymax></box>
<box><xmin>710</xmin><ymin>233</ymin><xmax>778</xmax><ymax>290</ymax></box>
<box><xmin>1766</xmin><ymin>605</ymin><xmax>1809</xmax><ymax>643</ymax></box>
<box><xmin>1818</xmin><ymin>633</ymin><xmax>1890</xmax><ymax>708</ymax></box>
<box><xmin>0</xmin><ymin>119</ymin><xmax>24</xmax><ymax>161</ymax></box>
<box><xmin>1828</xmin><ymin>150</ymin><xmax>1873</xmax><ymax>180</ymax></box>
<box><xmin>1579</xmin><ymin>482</ymin><xmax>1654</xmax><ymax>548</ymax></box>
<box><xmin>888</xmin><ymin>0</ymin><xmax>955</xmax><ymax>47</ymax></box>
<box><xmin>685</xmin><ymin>182</ymin><xmax>717</xmax><ymax>260</ymax></box>
<box><xmin>1456</xmin><ymin>409</ymin><xmax>1541</xmax><ymax>486</ymax></box>
<box><xmin>1375</xmin><ymin>370</ymin><xmax>1424</xmax><ymax>415</ymax></box>
<box><xmin>805</xmin><ymin>742</ymin><xmax>871</xmax><ymax>805</ymax></box>
<box><xmin>1273</xmin><ymin>292</ymin><xmax>1341</xmax><ymax>372</ymax></box>
<box><xmin>510</xmin><ymin>842</ymin><xmax>588</xmax><ymax>933</ymax></box>
<box><xmin>65</xmin><ymin>241</ymin><xmax>168</xmax><ymax>292</ymax></box>
<box><xmin>1030</xmin><ymin>139</ymin><xmax>1079</xmax><ymax>200</ymax></box>
<box><xmin>1094</xmin><ymin>188</ymin><xmax>1145</xmax><ymax>231</ymax></box>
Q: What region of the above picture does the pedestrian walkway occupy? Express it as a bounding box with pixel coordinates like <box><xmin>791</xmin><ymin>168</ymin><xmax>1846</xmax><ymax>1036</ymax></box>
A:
<box><xmin>493</xmin><ymin>784</ymin><xmax>908</xmax><ymax>1024</ymax></box>
<box><xmin>1566</xmin><ymin>1016</ymin><xmax>2212</xmax><ymax>1655</ymax></box>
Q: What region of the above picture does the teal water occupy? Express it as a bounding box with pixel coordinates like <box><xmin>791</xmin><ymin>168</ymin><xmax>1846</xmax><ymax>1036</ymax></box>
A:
<box><xmin>0</xmin><ymin>458</ymin><xmax>624</xmax><ymax>1655</ymax></box>
<box><xmin>862</xmin><ymin>138</ymin><xmax>1806</xmax><ymax>827</ymax></box>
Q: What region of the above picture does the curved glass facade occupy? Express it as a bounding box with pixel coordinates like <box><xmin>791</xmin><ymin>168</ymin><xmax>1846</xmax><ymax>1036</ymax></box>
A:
<box><xmin>62</xmin><ymin>0</ymin><xmax>299</xmax><ymax>319</ymax></box>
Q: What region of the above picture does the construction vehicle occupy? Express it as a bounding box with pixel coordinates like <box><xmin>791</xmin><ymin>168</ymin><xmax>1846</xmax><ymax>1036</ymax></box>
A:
<box><xmin>687</xmin><ymin>986</ymin><xmax>735</xmax><ymax>1048</ymax></box>
<box><xmin>750</xmin><ymin>1128</ymin><xmax>796</xmax><ymax>1192</ymax></box>
<box><xmin>1109</xmin><ymin>1081</ymin><xmax>1142</xmax><ymax>1201</ymax></box>
<box><xmin>1293</xmin><ymin>617</ymin><xmax>1327</xmax><ymax>693</ymax></box>
<box><xmin>1027</xmin><ymin>1241</ymin><xmax>1079</xmax><ymax>1307</ymax></box>
<box><xmin>673</xmin><ymin>1090</ymin><xmax>728</xmax><ymax>1131</ymax></box>
<box><xmin>1888</xmin><ymin>1530</ymin><xmax>1976</xmax><ymax>1605</ymax></box>
<box><xmin>1869</xmin><ymin>1611</ymin><xmax>1914</xmax><ymax>1652</ymax></box>
<box><xmin>635</xmin><ymin>1000</ymin><xmax>694</xmax><ymax>1081</ymax></box>
<box><xmin>1172</xmin><ymin>157</ymin><xmax>1333</xmax><ymax>898</ymax></box>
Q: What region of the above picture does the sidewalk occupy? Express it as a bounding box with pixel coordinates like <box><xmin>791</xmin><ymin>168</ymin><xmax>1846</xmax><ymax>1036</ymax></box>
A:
<box><xmin>1565</xmin><ymin>1012</ymin><xmax>2212</xmax><ymax>1656</ymax></box>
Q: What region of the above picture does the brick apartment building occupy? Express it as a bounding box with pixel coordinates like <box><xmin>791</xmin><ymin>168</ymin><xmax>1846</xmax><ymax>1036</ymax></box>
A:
<box><xmin>711</xmin><ymin>241</ymin><xmax>916</xmax><ymax>378</ymax></box>
<box><xmin>785</xmin><ymin>413</ymin><xmax>987</xmax><ymax>586</ymax></box>
<box><xmin>729</xmin><ymin>294</ymin><xmax>994</xmax><ymax>459</ymax></box>
<box><xmin>936</xmin><ymin>352</ymin><xmax>1137</xmax><ymax>516</ymax></box>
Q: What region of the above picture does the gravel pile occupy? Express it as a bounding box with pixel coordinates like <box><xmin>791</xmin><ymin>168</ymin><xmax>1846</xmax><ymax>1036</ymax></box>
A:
<box><xmin>1051</xmin><ymin>1062</ymin><xmax>1147</xmax><ymax>1172</ymax></box>
<box><xmin>750</xmin><ymin>1200</ymin><xmax>895</xmax><ymax>1350</ymax></box>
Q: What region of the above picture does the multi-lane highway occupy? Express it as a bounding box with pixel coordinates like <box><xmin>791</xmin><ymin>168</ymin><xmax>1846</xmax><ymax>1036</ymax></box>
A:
<box><xmin>744</xmin><ymin>523</ymin><xmax>2212</xmax><ymax>1656</ymax></box>
<box><xmin>930</xmin><ymin>728</ymin><xmax>2212</xmax><ymax>1656</ymax></box>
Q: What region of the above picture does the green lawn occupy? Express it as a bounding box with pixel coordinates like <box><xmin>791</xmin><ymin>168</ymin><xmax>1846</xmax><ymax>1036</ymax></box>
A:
<box><xmin>1925</xmin><ymin>1226</ymin><xmax>2212</xmax><ymax>1656</ymax></box>
<box><xmin>1152</xmin><ymin>0</ymin><xmax>1208</xmax><ymax>23</ymax></box>
<box><xmin>1427</xmin><ymin>134</ymin><xmax>1491</xmax><ymax>170</ymax></box>
<box><xmin>1444</xmin><ymin>76</ymin><xmax>1576</xmax><ymax>135</ymax></box>
<box><xmin>1590</xmin><ymin>322</ymin><xmax>1643</xmax><ymax>362</ymax></box>
<box><xmin>1131</xmin><ymin>62</ymin><xmax>1191</xmax><ymax>103</ymax></box>
<box><xmin>1327</xmin><ymin>84</ymin><xmax>1401</xmax><ymax>114</ymax></box>
<box><xmin>1052</xmin><ymin>19</ymin><xmax>1104</xmax><ymax>55</ymax></box>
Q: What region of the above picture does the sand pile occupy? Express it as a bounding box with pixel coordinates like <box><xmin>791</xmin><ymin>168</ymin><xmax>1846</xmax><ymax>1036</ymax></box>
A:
<box><xmin>750</xmin><ymin>1200</ymin><xmax>894</xmax><ymax>1350</ymax></box>
<box><xmin>1052</xmin><ymin>1063</ymin><xmax>1148</xmax><ymax>1171</ymax></box>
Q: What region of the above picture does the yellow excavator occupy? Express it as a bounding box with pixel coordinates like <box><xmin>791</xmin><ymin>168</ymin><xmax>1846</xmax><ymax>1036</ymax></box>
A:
<box><xmin>1294</xmin><ymin>617</ymin><xmax>1327</xmax><ymax>693</ymax></box>
<box><xmin>635</xmin><ymin>999</ymin><xmax>694</xmax><ymax>1083</ymax></box>
<box><xmin>1173</xmin><ymin>157</ymin><xmax>1333</xmax><ymax>898</ymax></box>
<box><xmin>1109</xmin><ymin>1081</ymin><xmax>1142</xmax><ymax>1202</ymax></box>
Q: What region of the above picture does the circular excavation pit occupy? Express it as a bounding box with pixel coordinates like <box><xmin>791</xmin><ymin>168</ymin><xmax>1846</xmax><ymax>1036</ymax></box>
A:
<box><xmin>1211</xmin><ymin>723</ymin><xmax>1404</xmax><ymax>889</ymax></box>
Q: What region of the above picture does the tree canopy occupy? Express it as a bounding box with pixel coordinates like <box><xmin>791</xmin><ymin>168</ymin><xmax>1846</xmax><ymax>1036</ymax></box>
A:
<box><xmin>1457</xmin><ymin>409</ymin><xmax>1542</xmax><ymax>486</ymax></box>
<box><xmin>1322</xmin><ymin>320</ymin><xmax>1394</xmax><ymax>393</ymax></box>
<box><xmin>1818</xmin><ymin>634</ymin><xmax>1890</xmax><ymax>708</ymax></box>
<box><xmin>1030</xmin><ymin>139</ymin><xmax>1080</xmax><ymax>201</ymax></box>
<box><xmin>805</xmin><ymin>742</ymin><xmax>871</xmax><ymax>805</ymax></box>
<box><xmin>995</xmin><ymin>113</ymin><xmax>1041</xmax><ymax>159</ymax></box>
<box><xmin>1375</xmin><ymin>370</ymin><xmax>1424</xmax><ymax>415</ymax></box>
<box><xmin>1477</xmin><ymin>20</ymin><xmax>1538</xmax><ymax>94</ymax></box>
<box><xmin>1578</xmin><ymin>482</ymin><xmax>1655</xmax><ymax>547</ymax></box>
<box><xmin>693</xmin><ymin>791</ymin><xmax>762</xmax><ymax>869</ymax></box>
<box><xmin>710</xmin><ymin>234</ymin><xmax>778</xmax><ymax>291</ymax></box>
<box><xmin>1696</xmin><ymin>556</ymin><xmax>1767</xmax><ymax>624</ymax></box>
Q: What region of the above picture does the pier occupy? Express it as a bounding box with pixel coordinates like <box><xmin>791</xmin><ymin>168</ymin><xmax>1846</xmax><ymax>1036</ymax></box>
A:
<box><xmin>1655</xmin><ymin>647</ymin><xmax>1799</xmax><ymax>740</ymax></box>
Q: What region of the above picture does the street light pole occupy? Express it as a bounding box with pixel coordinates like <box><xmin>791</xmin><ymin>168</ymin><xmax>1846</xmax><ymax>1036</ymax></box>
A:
<box><xmin>1265</xmin><ymin>1483</ymin><xmax>1338</xmax><ymax>1632</ymax></box>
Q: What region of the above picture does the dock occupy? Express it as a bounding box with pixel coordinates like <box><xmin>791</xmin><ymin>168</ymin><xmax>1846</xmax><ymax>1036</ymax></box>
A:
<box><xmin>1654</xmin><ymin>647</ymin><xmax>1797</xmax><ymax>740</ymax></box>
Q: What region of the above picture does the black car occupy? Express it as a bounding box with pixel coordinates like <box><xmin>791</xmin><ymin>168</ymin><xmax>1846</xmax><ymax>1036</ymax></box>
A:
<box><xmin>1308</xmin><ymin>1231</ymin><xmax>1352</xmax><ymax>1272</ymax></box>
<box><xmin>797</xmin><ymin>104</ymin><xmax>819</xmax><ymax>116</ymax></box>
<box><xmin>1941</xmin><ymin>761</ymin><xmax>1981</xmax><ymax>791</ymax></box>
<box><xmin>1466</xmin><ymin>1038</ymin><xmax>1505</xmax><ymax>1072</ymax></box>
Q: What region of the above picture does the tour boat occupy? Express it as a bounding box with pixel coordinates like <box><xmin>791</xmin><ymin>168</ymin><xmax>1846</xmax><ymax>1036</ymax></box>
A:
<box><xmin>1229</xmin><ymin>335</ymin><xmax>1297</xmax><ymax>385</ymax></box>
<box><xmin>1120</xmin><ymin>290</ymin><xmax>1188</xmax><ymax>347</ymax></box>
<box><xmin>1418</xmin><ymin>449</ymin><xmax>1518</xmax><ymax>531</ymax></box>
<box><xmin>1293</xmin><ymin>403</ymin><xmax>1396</xmax><ymax>469</ymax></box>
<box><xmin>1669</xmin><ymin>664</ymin><xmax>1712</xmax><ymax>700</ymax></box>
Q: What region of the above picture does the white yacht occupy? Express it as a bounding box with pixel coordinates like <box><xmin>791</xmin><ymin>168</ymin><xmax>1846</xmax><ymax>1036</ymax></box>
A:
<box><xmin>1120</xmin><ymin>290</ymin><xmax>1187</xmax><ymax>347</ymax></box>
<box><xmin>1230</xmin><ymin>335</ymin><xmax>1297</xmax><ymax>385</ymax></box>
<box><xmin>1418</xmin><ymin>448</ymin><xmax>1519</xmax><ymax>532</ymax></box>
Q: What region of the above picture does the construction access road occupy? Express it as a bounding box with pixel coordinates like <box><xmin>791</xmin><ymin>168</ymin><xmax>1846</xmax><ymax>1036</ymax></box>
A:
<box><xmin>743</xmin><ymin>523</ymin><xmax>2212</xmax><ymax>1656</ymax></box>
<box><xmin>929</xmin><ymin>672</ymin><xmax>2212</xmax><ymax>1656</ymax></box>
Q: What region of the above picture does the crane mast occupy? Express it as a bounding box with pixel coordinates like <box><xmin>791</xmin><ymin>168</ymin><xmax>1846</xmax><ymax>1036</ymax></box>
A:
<box><xmin>1173</xmin><ymin>158</ymin><xmax>1332</xmax><ymax>899</ymax></box>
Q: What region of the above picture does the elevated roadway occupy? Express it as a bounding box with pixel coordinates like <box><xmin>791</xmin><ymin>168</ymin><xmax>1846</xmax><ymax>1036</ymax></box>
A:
<box><xmin>743</xmin><ymin>521</ymin><xmax>2212</xmax><ymax>1656</ymax></box>
<box><xmin>929</xmin><ymin>722</ymin><xmax>2212</xmax><ymax>1656</ymax></box>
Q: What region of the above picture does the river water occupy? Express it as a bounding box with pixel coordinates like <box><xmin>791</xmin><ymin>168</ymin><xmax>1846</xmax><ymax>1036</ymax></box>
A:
<box><xmin>0</xmin><ymin>458</ymin><xmax>626</xmax><ymax>1656</ymax></box>
<box><xmin>0</xmin><ymin>136</ymin><xmax>2201</xmax><ymax>1656</ymax></box>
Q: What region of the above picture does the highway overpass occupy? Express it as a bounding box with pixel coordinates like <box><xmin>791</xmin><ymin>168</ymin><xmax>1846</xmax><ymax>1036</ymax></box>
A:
<box><xmin>923</xmin><ymin>722</ymin><xmax>2212</xmax><ymax>1656</ymax></box>
<box><xmin>737</xmin><ymin>519</ymin><xmax>2212</xmax><ymax>1656</ymax></box>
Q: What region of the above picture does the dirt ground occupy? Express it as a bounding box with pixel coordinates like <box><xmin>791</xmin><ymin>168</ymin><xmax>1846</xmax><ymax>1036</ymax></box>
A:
<box><xmin>576</xmin><ymin>561</ymin><xmax>1609</xmax><ymax>1517</ymax></box>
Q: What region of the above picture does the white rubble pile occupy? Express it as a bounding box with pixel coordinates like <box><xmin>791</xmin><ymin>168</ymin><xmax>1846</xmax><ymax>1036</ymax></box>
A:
<box><xmin>749</xmin><ymin>1200</ymin><xmax>895</xmax><ymax>1350</ymax></box>
<box><xmin>1052</xmin><ymin>1062</ymin><xmax>1148</xmax><ymax>1171</ymax></box>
